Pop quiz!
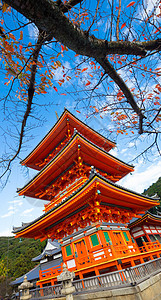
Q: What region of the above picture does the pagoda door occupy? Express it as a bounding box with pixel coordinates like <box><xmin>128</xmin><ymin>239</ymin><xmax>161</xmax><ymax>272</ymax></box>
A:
<box><xmin>112</xmin><ymin>232</ymin><xmax>126</xmax><ymax>256</ymax></box>
<box><xmin>75</xmin><ymin>239</ymin><xmax>88</xmax><ymax>265</ymax></box>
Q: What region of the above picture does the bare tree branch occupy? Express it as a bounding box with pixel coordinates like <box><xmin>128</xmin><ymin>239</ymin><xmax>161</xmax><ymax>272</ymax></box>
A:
<box><xmin>116</xmin><ymin>0</ymin><xmax>121</xmax><ymax>41</ymax></box>
<box><xmin>0</xmin><ymin>31</ymin><xmax>47</xmax><ymax>180</ymax></box>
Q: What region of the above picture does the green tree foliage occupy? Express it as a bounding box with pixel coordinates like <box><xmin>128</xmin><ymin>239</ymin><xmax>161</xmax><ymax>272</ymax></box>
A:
<box><xmin>0</xmin><ymin>237</ymin><xmax>46</xmax><ymax>279</ymax></box>
<box><xmin>144</xmin><ymin>177</ymin><xmax>161</xmax><ymax>199</ymax></box>
<box><xmin>0</xmin><ymin>260</ymin><xmax>7</xmax><ymax>278</ymax></box>
<box><xmin>144</xmin><ymin>177</ymin><xmax>161</xmax><ymax>214</ymax></box>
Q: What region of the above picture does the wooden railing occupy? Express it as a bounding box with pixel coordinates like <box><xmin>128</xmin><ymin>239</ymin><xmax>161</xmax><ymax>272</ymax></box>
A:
<box><xmin>39</xmin><ymin>265</ymin><xmax>62</xmax><ymax>280</ymax></box>
<box><xmin>30</xmin><ymin>257</ymin><xmax>161</xmax><ymax>298</ymax></box>
<box><xmin>139</xmin><ymin>241</ymin><xmax>161</xmax><ymax>252</ymax></box>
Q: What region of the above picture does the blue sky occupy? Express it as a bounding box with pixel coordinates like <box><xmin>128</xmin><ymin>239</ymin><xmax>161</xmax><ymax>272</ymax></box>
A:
<box><xmin>0</xmin><ymin>1</ymin><xmax>160</xmax><ymax>236</ymax></box>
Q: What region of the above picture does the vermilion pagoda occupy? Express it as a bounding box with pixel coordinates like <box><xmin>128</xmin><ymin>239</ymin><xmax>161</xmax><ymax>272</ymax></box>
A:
<box><xmin>13</xmin><ymin>109</ymin><xmax>161</xmax><ymax>288</ymax></box>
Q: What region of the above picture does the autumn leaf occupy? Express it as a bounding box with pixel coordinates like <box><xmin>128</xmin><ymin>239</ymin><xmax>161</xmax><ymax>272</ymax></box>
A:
<box><xmin>2</xmin><ymin>3</ymin><xmax>9</xmax><ymax>13</ymax></box>
<box><xmin>6</xmin><ymin>67</ymin><xmax>17</xmax><ymax>76</ymax></box>
<box><xmin>20</xmin><ymin>31</ymin><xmax>23</xmax><ymax>40</ymax></box>
<box><xmin>53</xmin><ymin>86</ymin><xmax>58</xmax><ymax>92</ymax></box>
<box><xmin>56</xmin><ymin>60</ymin><xmax>61</xmax><ymax>67</ymax></box>
<box><xmin>76</xmin><ymin>110</ymin><xmax>81</xmax><ymax>113</ymax></box>
<box><xmin>85</xmin><ymin>80</ymin><xmax>91</xmax><ymax>86</ymax></box>
<box><xmin>156</xmin><ymin>84</ymin><xmax>161</xmax><ymax>92</ymax></box>
<box><xmin>81</xmin><ymin>67</ymin><xmax>88</xmax><ymax>72</ymax></box>
<box><xmin>121</xmin><ymin>23</ymin><xmax>126</xmax><ymax>29</ymax></box>
<box><xmin>126</xmin><ymin>1</ymin><xmax>135</xmax><ymax>8</ymax></box>
<box><xmin>94</xmin><ymin>107</ymin><xmax>99</xmax><ymax>113</ymax></box>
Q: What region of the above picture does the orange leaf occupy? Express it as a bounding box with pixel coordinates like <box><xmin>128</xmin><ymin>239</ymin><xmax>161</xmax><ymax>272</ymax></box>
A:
<box><xmin>81</xmin><ymin>67</ymin><xmax>88</xmax><ymax>72</ymax></box>
<box><xmin>76</xmin><ymin>110</ymin><xmax>81</xmax><ymax>113</ymax></box>
<box><xmin>94</xmin><ymin>107</ymin><xmax>99</xmax><ymax>113</ymax></box>
<box><xmin>126</xmin><ymin>1</ymin><xmax>135</xmax><ymax>8</ymax></box>
<box><xmin>121</xmin><ymin>23</ymin><xmax>126</xmax><ymax>29</ymax></box>
<box><xmin>156</xmin><ymin>84</ymin><xmax>161</xmax><ymax>92</ymax></box>
<box><xmin>2</xmin><ymin>3</ymin><xmax>9</xmax><ymax>13</ymax></box>
<box><xmin>20</xmin><ymin>31</ymin><xmax>23</xmax><ymax>40</ymax></box>
<box><xmin>85</xmin><ymin>80</ymin><xmax>91</xmax><ymax>86</ymax></box>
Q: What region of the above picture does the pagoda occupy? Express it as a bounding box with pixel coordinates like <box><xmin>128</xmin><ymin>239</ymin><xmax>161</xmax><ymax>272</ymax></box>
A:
<box><xmin>13</xmin><ymin>109</ymin><xmax>161</xmax><ymax>288</ymax></box>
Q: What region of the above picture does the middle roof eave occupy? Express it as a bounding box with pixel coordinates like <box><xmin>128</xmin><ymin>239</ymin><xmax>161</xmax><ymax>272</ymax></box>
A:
<box><xmin>18</xmin><ymin>132</ymin><xmax>134</xmax><ymax>197</ymax></box>
<box><xmin>14</xmin><ymin>174</ymin><xmax>159</xmax><ymax>237</ymax></box>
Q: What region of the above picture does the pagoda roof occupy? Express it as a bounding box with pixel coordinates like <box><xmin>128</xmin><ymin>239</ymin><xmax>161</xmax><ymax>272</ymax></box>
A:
<box><xmin>13</xmin><ymin>173</ymin><xmax>159</xmax><ymax>239</ymax></box>
<box><xmin>32</xmin><ymin>239</ymin><xmax>61</xmax><ymax>262</ymax></box>
<box><xmin>129</xmin><ymin>211</ymin><xmax>161</xmax><ymax>228</ymax></box>
<box><xmin>17</xmin><ymin>132</ymin><xmax>134</xmax><ymax>200</ymax></box>
<box><xmin>21</xmin><ymin>109</ymin><xmax>116</xmax><ymax>170</ymax></box>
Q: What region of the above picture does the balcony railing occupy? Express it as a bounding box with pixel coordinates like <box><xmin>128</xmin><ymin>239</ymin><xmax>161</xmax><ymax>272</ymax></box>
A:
<box><xmin>39</xmin><ymin>241</ymin><xmax>161</xmax><ymax>281</ymax></box>
<box><xmin>30</xmin><ymin>257</ymin><xmax>161</xmax><ymax>299</ymax></box>
<box><xmin>39</xmin><ymin>265</ymin><xmax>62</xmax><ymax>280</ymax></box>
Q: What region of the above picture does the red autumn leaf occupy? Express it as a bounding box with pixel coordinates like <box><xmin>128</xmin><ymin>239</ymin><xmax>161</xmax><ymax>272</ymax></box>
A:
<box><xmin>19</xmin><ymin>45</ymin><xmax>23</xmax><ymax>52</ymax></box>
<box><xmin>154</xmin><ymin>27</ymin><xmax>161</xmax><ymax>34</ymax></box>
<box><xmin>121</xmin><ymin>23</ymin><xmax>126</xmax><ymax>29</ymax></box>
<box><xmin>76</xmin><ymin>110</ymin><xmax>81</xmax><ymax>113</ymax></box>
<box><xmin>81</xmin><ymin>12</ymin><xmax>88</xmax><ymax>16</ymax></box>
<box><xmin>85</xmin><ymin>80</ymin><xmax>91</xmax><ymax>86</ymax></box>
<box><xmin>156</xmin><ymin>84</ymin><xmax>161</xmax><ymax>92</ymax></box>
<box><xmin>61</xmin><ymin>45</ymin><xmax>64</xmax><ymax>52</ymax></box>
<box><xmin>126</xmin><ymin>1</ymin><xmax>135</xmax><ymax>8</ymax></box>
<box><xmin>81</xmin><ymin>67</ymin><xmax>88</xmax><ymax>72</ymax></box>
<box><xmin>53</xmin><ymin>86</ymin><xmax>58</xmax><ymax>92</ymax></box>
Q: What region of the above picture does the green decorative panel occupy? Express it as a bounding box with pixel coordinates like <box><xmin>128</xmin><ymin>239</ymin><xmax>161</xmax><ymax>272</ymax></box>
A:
<box><xmin>65</xmin><ymin>245</ymin><xmax>72</xmax><ymax>256</ymax></box>
<box><xmin>90</xmin><ymin>234</ymin><xmax>99</xmax><ymax>246</ymax></box>
<box><xmin>123</xmin><ymin>231</ymin><xmax>130</xmax><ymax>241</ymax></box>
<box><xmin>103</xmin><ymin>232</ymin><xmax>111</xmax><ymax>243</ymax></box>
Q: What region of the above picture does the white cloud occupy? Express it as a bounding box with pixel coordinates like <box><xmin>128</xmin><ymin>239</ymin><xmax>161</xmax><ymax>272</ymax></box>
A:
<box><xmin>1</xmin><ymin>210</ymin><xmax>15</xmax><ymax>218</ymax></box>
<box><xmin>120</xmin><ymin>160</ymin><xmax>161</xmax><ymax>194</ymax></box>
<box><xmin>0</xmin><ymin>229</ymin><xmax>14</xmax><ymax>236</ymax></box>
<box><xmin>8</xmin><ymin>199</ymin><xmax>23</xmax><ymax>206</ymax></box>
<box><xmin>21</xmin><ymin>208</ymin><xmax>34</xmax><ymax>216</ymax></box>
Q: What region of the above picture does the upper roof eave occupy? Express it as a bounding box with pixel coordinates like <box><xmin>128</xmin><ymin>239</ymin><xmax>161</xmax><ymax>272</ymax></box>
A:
<box><xmin>20</xmin><ymin>109</ymin><xmax>116</xmax><ymax>167</ymax></box>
